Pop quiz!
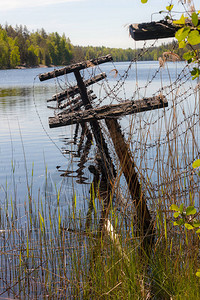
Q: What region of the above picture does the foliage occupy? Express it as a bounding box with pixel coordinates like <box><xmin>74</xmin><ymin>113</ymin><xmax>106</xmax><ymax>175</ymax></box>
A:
<box><xmin>141</xmin><ymin>1</ymin><xmax>200</xmax><ymax>79</ymax></box>
<box><xmin>0</xmin><ymin>23</ymin><xmax>192</xmax><ymax>69</ymax></box>
<box><xmin>0</xmin><ymin>24</ymin><xmax>73</xmax><ymax>68</ymax></box>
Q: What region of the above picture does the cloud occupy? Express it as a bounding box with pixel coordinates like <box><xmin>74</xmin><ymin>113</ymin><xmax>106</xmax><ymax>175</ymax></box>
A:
<box><xmin>0</xmin><ymin>0</ymin><xmax>82</xmax><ymax>11</ymax></box>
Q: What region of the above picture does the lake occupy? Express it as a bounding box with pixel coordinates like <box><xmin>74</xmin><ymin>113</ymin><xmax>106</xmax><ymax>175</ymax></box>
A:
<box><xmin>0</xmin><ymin>60</ymin><xmax>199</xmax><ymax>213</ymax></box>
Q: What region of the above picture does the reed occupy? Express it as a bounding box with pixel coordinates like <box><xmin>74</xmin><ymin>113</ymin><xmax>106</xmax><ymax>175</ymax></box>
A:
<box><xmin>1</xmin><ymin>61</ymin><xmax>200</xmax><ymax>299</ymax></box>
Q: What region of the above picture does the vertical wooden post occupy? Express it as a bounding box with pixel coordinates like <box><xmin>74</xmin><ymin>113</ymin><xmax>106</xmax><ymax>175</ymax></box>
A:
<box><xmin>74</xmin><ymin>70</ymin><xmax>116</xmax><ymax>193</ymax></box>
<box><xmin>105</xmin><ymin>118</ymin><xmax>154</xmax><ymax>249</ymax></box>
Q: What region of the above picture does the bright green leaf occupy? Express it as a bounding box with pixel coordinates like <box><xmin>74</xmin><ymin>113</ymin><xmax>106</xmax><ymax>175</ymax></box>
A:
<box><xmin>186</xmin><ymin>206</ymin><xmax>196</xmax><ymax>215</ymax></box>
<box><xmin>175</xmin><ymin>27</ymin><xmax>190</xmax><ymax>42</ymax></box>
<box><xmin>196</xmin><ymin>228</ymin><xmax>200</xmax><ymax>233</ymax></box>
<box><xmin>179</xmin><ymin>41</ymin><xmax>186</xmax><ymax>48</ymax></box>
<box><xmin>192</xmin><ymin>159</ymin><xmax>200</xmax><ymax>169</ymax></box>
<box><xmin>193</xmin><ymin>221</ymin><xmax>200</xmax><ymax>227</ymax></box>
<box><xmin>188</xmin><ymin>30</ymin><xmax>200</xmax><ymax>45</ymax></box>
<box><xmin>174</xmin><ymin>219</ymin><xmax>184</xmax><ymax>226</ymax></box>
<box><xmin>174</xmin><ymin>212</ymin><xmax>180</xmax><ymax>218</ymax></box>
<box><xmin>196</xmin><ymin>271</ymin><xmax>200</xmax><ymax>277</ymax></box>
<box><xmin>173</xmin><ymin>14</ymin><xmax>186</xmax><ymax>25</ymax></box>
<box><xmin>185</xmin><ymin>223</ymin><xmax>194</xmax><ymax>230</ymax></box>
<box><xmin>179</xmin><ymin>203</ymin><xmax>184</xmax><ymax>214</ymax></box>
<box><xmin>170</xmin><ymin>204</ymin><xmax>179</xmax><ymax>211</ymax></box>
<box><xmin>191</xmin><ymin>68</ymin><xmax>200</xmax><ymax>80</ymax></box>
<box><xmin>166</xmin><ymin>5</ymin><xmax>173</xmax><ymax>12</ymax></box>
<box><xmin>192</xmin><ymin>12</ymin><xmax>199</xmax><ymax>26</ymax></box>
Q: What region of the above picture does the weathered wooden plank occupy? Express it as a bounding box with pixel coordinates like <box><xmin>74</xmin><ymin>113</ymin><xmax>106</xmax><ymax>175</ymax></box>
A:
<box><xmin>58</xmin><ymin>90</ymin><xmax>93</xmax><ymax>110</ymax></box>
<box><xmin>47</xmin><ymin>73</ymin><xmax>106</xmax><ymax>103</ymax></box>
<box><xmin>39</xmin><ymin>54</ymin><xmax>113</xmax><ymax>81</ymax></box>
<box><xmin>129</xmin><ymin>20</ymin><xmax>177</xmax><ymax>40</ymax></box>
<box><xmin>129</xmin><ymin>18</ymin><xmax>200</xmax><ymax>41</ymax></box>
<box><xmin>58</xmin><ymin>94</ymin><xmax>97</xmax><ymax>114</ymax></box>
<box><xmin>49</xmin><ymin>95</ymin><xmax>168</xmax><ymax>128</ymax></box>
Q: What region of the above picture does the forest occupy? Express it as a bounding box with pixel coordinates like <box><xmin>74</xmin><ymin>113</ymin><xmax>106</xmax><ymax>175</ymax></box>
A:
<box><xmin>0</xmin><ymin>24</ymin><xmax>186</xmax><ymax>69</ymax></box>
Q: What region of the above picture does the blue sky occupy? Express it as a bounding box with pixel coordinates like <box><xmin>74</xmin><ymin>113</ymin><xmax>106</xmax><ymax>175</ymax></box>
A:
<box><xmin>1</xmin><ymin>0</ymin><xmax>199</xmax><ymax>49</ymax></box>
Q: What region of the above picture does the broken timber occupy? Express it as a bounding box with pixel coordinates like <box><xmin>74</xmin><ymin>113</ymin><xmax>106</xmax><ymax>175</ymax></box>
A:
<box><xmin>129</xmin><ymin>18</ymin><xmax>200</xmax><ymax>41</ymax></box>
<box><xmin>39</xmin><ymin>54</ymin><xmax>113</xmax><ymax>81</ymax></box>
<box><xmin>47</xmin><ymin>73</ymin><xmax>106</xmax><ymax>104</ymax></box>
<box><xmin>39</xmin><ymin>54</ymin><xmax>167</xmax><ymax>250</ymax></box>
<box><xmin>49</xmin><ymin>95</ymin><xmax>168</xmax><ymax>128</ymax></box>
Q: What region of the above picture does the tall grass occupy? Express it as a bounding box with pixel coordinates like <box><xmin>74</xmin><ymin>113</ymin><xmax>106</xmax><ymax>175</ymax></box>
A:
<box><xmin>1</xmin><ymin>62</ymin><xmax>200</xmax><ymax>299</ymax></box>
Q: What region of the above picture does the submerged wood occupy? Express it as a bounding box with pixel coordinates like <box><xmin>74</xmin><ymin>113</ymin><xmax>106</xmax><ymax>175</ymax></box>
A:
<box><xmin>47</xmin><ymin>73</ymin><xmax>106</xmax><ymax>103</ymax></box>
<box><xmin>39</xmin><ymin>54</ymin><xmax>113</xmax><ymax>81</ymax></box>
<box><xmin>49</xmin><ymin>95</ymin><xmax>168</xmax><ymax>128</ymax></box>
<box><xmin>73</xmin><ymin>70</ymin><xmax>116</xmax><ymax>186</ymax></box>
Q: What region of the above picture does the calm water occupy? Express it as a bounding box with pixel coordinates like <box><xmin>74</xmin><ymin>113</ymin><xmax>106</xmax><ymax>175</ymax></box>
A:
<box><xmin>0</xmin><ymin>61</ymin><xmax>198</xmax><ymax>211</ymax></box>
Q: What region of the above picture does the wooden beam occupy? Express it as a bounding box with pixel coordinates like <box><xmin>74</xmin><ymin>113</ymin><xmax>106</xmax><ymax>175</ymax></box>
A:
<box><xmin>129</xmin><ymin>18</ymin><xmax>200</xmax><ymax>41</ymax></box>
<box><xmin>58</xmin><ymin>94</ymin><xmax>97</xmax><ymax>114</ymax></box>
<box><xmin>105</xmin><ymin>118</ymin><xmax>155</xmax><ymax>250</ymax></box>
<box><xmin>129</xmin><ymin>20</ymin><xmax>177</xmax><ymax>40</ymax></box>
<box><xmin>49</xmin><ymin>95</ymin><xmax>168</xmax><ymax>128</ymax></box>
<box><xmin>39</xmin><ymin>54</ymin><xmax>113</xmax><ymax>81</ymax></box>
<box><xmin>73</xmin><ymin>70</ymin><xmax>116</xmax><ymax>185</ymax></box>
<box><xmin>47</xmin><ymin>73</ymin><xmax>106</xmax><ymax>103</ymax></box>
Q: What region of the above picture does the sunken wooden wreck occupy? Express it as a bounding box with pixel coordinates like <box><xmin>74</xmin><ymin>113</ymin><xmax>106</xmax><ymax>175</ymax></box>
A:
<box><xmin>39</xmin><ymin>55</ymin><xmax>168</xmax><ymax>250</ymax></box>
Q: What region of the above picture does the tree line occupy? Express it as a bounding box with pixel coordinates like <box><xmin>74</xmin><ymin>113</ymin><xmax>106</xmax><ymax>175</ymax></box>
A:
<box><xmin>0</xmin><ymin>24</ymin><xmax>187</xmax><ymax>69</ymax></box>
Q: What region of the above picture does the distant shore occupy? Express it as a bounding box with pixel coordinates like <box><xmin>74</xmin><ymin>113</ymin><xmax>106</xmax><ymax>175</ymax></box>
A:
<box><xmin>15</xmin><ymin>64</ymin><xmax>52</xmax><ymax>70</ymax></box>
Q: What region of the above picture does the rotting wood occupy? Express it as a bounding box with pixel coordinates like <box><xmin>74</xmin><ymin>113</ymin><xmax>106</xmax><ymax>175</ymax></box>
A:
<box><xmin>58</xmin><ymin>95</ymin><xmax>97</xmax><ymax>114</ymax></box>
<box><xmin>58</xmin><ymin>90</ymin><xmax>93</xmax><ymax>110</ymax></box>
<box><xmin>129</xmin><ymin>18</ymin><xmax>200</xmax><ymax>41</ymax></box>
<box><xmin>105</xmin><ymin>118</ymin><xmax>155</xmax><ymax>250</ymax></box>
<box><xmin>47</xmin><ymin>73</ymin><xmax>106</xmax><ymax>103</ymax></box>
<box><xmin>39</xmin><ymin>54</ymin><xmax>113</xmax><ymax>81</ymax></box>
<box><xmin>49</xmin><ymin>95</ymin><xmax>168</xmax><ymax>128</ymax></box>
<box><xmin>47</xmin><ymin>90</ymin><xmax>94</xmax><ymax>110</ymax></box>
<box><xmin>73</xmin><ymin>69</ymin><xmax>116</xmax><ymax>187</ymax></box>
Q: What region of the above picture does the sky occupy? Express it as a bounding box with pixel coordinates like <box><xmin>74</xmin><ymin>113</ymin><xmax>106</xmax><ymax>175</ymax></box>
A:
<box><xmin>0</xmin><ymin>0</ymin><xmax>199</xmax><ymax>49</ymax></box>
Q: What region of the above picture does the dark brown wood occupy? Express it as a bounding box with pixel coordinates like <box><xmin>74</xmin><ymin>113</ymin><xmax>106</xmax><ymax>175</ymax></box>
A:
<box><xmin>129</xmin><ymin>18</ymin><xmax>200</xmax><ymax>41</ymax></box>
<box><xmin>129</xmin><ymin>20</ymin><xmax>177</xmax><ymax>40</ymax></box>
<box><xmin>73</xmin><ymin>70</ymin><xmax>116</xmax><ymax>185</ymax></box>
<box><xmin>47</xmin><ymin>73</ymin><xmax>106</xmax><ymax>103</ymax></box>
<box><xmin>58</xmin><ymin>94</ymin><xmax>96</xmax><ymax>113</ymax></box>
<box><xmin>105</xmin><ymin>118</ymin><xmax>155</xmax><ymax>249</ymax></box>
<box><xmin>39</xmin><ymin>54</ymin><xmax>113</xmax><ymax>81</ymax></box>
<box><xmin>49</xmin><ymin>95</ymin><xmax>168</xmax><ymax>127</ymax></box>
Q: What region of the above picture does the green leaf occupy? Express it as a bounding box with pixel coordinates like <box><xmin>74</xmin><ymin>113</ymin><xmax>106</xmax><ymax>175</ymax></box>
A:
<box><xmin>188</xmin><ymin>30</ymin><xmax>200</xmax><ymax>45</ymax></box>
<box><xmin>141</xmin><ymin>0</ymin><xmax>148</xmax><ymax>3</ymax></box>
<box><xmin>175</xmin><ymin>27</ymin><xmax>190</xmax><ymax>42</ymax></box>
<box><xmin>192</xmin><ymin>12</ymin><xmax>199</xmax><ymax>26</ymax></box>
<box><xmin>192</xmin><ymin>159</ymin><xmax>200</xmax><ymax>169</ymax></box>
<box><xmin>174</xmin><ymin>219</ymin><xmax>184</xmax><ymax>226</ymax></box>
<box><xmin>186</xmin><ymin>206</ymin><xmax>196</xmax><ymax>215</ymax></box>
<box><xmin>179</xmin><ymin>41</ymin><xmax>186</xmax><ymax>48</ymax></box>
<box><xmin>183</xmin><ymin>51</ymin><xmax>194</xmax><ymax>61</ymax></box>
<box><xmin>166</xmin><ymin>5</ymin><xmax>173</xmax><ymax>12</ymax></box>
<box><xmin>179</xmin><ymin>203</ymin><xmax>184</xmax><ymax>214</ymax></box>
<box><xmin>174</xmin><ymin>212</ymin><xmax>180</xmax><ymax>218</ymax></box>
<box><xmin>196</xmin><ymin>228</ymin><xmax>200</xmax><ymax>233</ymax></box>
<box><xmin>170</xmin><ymin>204</ymin><xmax>179</xmax><ymax>211</ymax></box>
<box><xmin>191</xmin><ymin>68</ymin><xmax>200</xmax><ymax>80</ymax></box>
<box><xmin>193</xmin><ymin>221</ymin><xmax>200</xmax><ymax>227</ymax></box>
<box><xmin>185</xmin><ymin>223</ymin><xmax>194</xmax><ymax>230</ymax></box>
<box><xmin>173</xmin><ymin>14</ymin><xmax>186</xmax><ymax>25</ymax></box>
<box><xmin>196</xmin><ymin>271</ymin><xmax>200</xmax><ymax>277</ymax></box>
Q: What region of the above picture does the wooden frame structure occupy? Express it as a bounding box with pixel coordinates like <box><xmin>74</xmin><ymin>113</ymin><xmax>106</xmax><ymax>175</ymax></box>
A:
<box><xmin>39</xmin><ymin>55</ymin><xmax>168</xmax><ymax>249</ymax></box>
